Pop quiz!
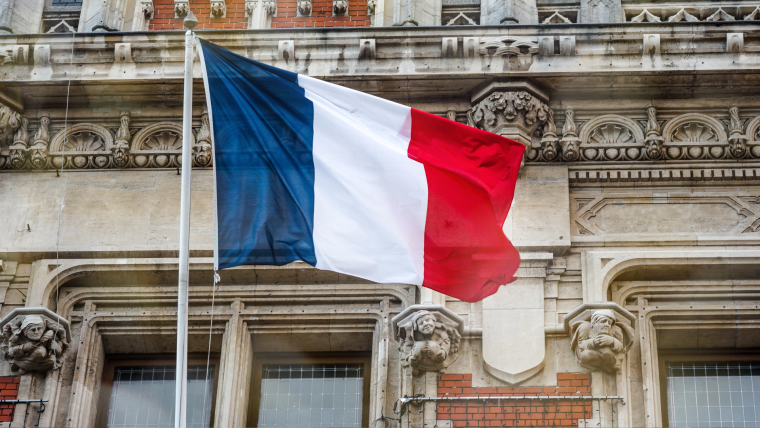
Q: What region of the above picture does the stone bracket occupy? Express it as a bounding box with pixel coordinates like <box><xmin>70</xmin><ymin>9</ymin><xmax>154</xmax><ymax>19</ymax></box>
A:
<box><xmin>563</xmin><ymin>302</ymin><xmax>635</xmax><ymax>333</ymax></box>
<box><xmin>359</xmin><ymin>39</ymin><xmax>376</xmax><ymax>59</ymax></box>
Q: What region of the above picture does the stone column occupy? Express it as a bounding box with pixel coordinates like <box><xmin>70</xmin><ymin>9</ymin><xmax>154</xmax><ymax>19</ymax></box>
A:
<box><xmin>214</xmin><ymin>299</ymin><xmax>254</xmax><ymax>428</ymax></box>
<box><xmin>579</xmin><ymin>0</ymin><xmax>623</xmax><ymax>23</ymax></box>
<box><xmin>481</xmin><ymin>0</ymin><xmax>537</xmax><ymax>25</ymax></box>
<box><xmin>392</xmin><ymin>305</ymin><xmax>464</xmax><ymax>428</ymax></box>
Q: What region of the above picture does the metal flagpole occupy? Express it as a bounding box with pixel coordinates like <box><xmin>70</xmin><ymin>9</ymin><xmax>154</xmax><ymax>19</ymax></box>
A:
<box><xmin>176</xmin><ymin>10</ymin><xmax>198</xmax><ymax>428</ymax></box>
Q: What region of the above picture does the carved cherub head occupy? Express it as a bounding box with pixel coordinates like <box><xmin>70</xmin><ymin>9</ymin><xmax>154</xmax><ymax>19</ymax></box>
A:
<box><xmin>21</xmin><ymin>315</ymin><xmax>45</xmax><ymax>341</ymax></box>
<box><xmin>413</xmin><ymin>311</ymin><xmax>437</xmax><ymax>338</ymax></box>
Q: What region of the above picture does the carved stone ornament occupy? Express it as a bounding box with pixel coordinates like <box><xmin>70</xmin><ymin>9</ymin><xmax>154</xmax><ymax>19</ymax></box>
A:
<box><xmin>564</xmin><ymin>303</ymin><xmax>635</xmax><ymax>374</ymax></box>
<box><xmin>392</xmin><ymin>305</ymin><xmax>464</xmax><ymax>376</ymax></box>
<box><xmin>29</xmin><ymin>117</ymin><xmax>51</xmax><ymax>169</ymax></box>
<box><xmin>112</xmin><ymin>111</ymin><xmax>131</xmax><ymax>168</ymax></box>
<box><xmin>193</xmin><ymin>109</ymin><xmax>213</xmax><ymax>167</ymax></box>
<box><xmin>367</xmin><ymin>0</ymin><xmax>376</xmax><ymax>15</ymax></box>
<box><xmin>467</xmin><ymin>91</ymin><xmax>548</xmax><ymax>141</ymax></box>
<box><xmin>540</xmin><ymin>108</ymin><xmax>559</xmax><ymax>161</ymax></box>
<box><xmin>174</xmin><ymin>1</ymin><xmax>189</xmax><ymax>18</ymax></box>
<box><xmin>0</xmin><ymin>308</ymin><xmax>71</xmax><ymax>374</ymax></box>
<box><xmin>477</xmin><ymin>37</ymin><xmax>539</xmax><ymax>69</ymax></box>
<box><xmin>333</xmin><ymin>0</ymin><xmax>348</xmax><ymax>15</ymax></box>
<box><xmin>728</xmin><ymin>105</ymin><xmax>748</xmax><ymax>158</ymax></box>
<box><xmin>560</xmin><ymin>108</ymin><xmax>581</xmax><ymax>161</ymax></box>
<box><xmin>644</xmin><ymin>106</ymin><xmax>664</xmax><ymax>159</ymax></box>
<box><xmin>263</xmin><ymin>0</ymin><xmax>277</xmax><ymax>15</ymax></box>
<box><xmin>297</xmin><ymin>0</ymin><xmax>312</xmax><ymax>16</ymax></box>
<box><xmin>210</xmin><ymin>0</ymin><xmax>227</xmax><ymax>17</ymax></box>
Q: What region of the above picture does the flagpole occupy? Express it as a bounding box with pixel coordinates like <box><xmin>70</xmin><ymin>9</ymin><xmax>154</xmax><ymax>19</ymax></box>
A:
<box><xmin>176</xmin><ymin>11</ymin><xmax>197</xmax><ymax>428</ymax></box>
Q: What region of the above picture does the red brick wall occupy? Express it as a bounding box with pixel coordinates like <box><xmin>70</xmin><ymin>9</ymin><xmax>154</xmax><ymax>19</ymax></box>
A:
<box><xmin>148</xmin><ymin>0</ymin><xmax>371</xmax><ymax>30</ymax></box>
<box><xmin>0</xmin><ymin>377</ymin><xmax>20</xmax><ymax>423</ymax></box>
<box><xmin>437</xmin><ymin>373</ymin><xmax>593</xmax><ymax>427</ymax></box>
<box><xmin>270</xmin><ymin>0</ymin><xmax>370</xmax><ymax>28</ymax></box>
<box><xmin>150</xmin><ymin>0</ymin><xmax>249</xmax><ymax>30</ymax></box>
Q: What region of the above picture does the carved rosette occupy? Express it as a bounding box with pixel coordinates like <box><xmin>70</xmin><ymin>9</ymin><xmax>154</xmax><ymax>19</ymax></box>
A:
<box><xmin>564</xmin><ymin>303</ymin><xmax>635</xmax><ymax>374</ymax></box>
<box><xmin>467</xmin><ymin>91</ymin><xmax>548</xmax><ymax>146</ymax></box>
<box><xmin>392</xmin><ymin>305</ymin><xmax>464</xmax><ymax>376</ymax></box>
<box><xmin>0</xmin><ymin>308</ymin><xmax>71</xmax><ymax>374</ymax></box>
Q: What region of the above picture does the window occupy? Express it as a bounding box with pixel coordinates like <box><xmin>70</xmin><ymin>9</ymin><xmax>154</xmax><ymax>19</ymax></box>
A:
<box><xmin>97</xmin><ymin>356</ymin><xmax>218</xmax><ymax>428</ymax></box>
<box><xmin>663</xmin><ymin>360</ymin><xmax>760</xmax><ymax>428</ymax></box>
<box><xmin>42</xmin><ymin>0</ymin><xmax>82</xmax><ymax>32</ymax></box>
<box><xmin>249</xmin><ymin>354</ymin><xmax>371</xmax><ymax>428</ymax></box>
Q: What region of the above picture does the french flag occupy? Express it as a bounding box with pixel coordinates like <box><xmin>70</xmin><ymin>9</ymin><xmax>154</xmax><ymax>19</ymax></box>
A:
<box><xmin>197</xmin><ymin>39</ymin><xmax>524</xmax><ymax>303</ymax></box>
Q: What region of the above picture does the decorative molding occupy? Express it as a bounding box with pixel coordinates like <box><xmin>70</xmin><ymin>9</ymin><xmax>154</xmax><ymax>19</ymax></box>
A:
<box><xmin>662</xmin><ymin>113</ymin><xmax>728</xmax><ymax>144</ymax></box>
<box><xmin>542</xmin><ymin>11</ymin><xmax>572</xmax><ymax>24</ymax></box>
<box><xmin>478</xmin><ymin>37</ymin><xmax>539</xmax><ymax>68</ymax></box>
<box><xmin>630</xmin><ymin>9</ymin><xmax>660</xmax><ymax>22</ymax></box>
<box><xmin>667</xmin><ymin>8</ymin><xmax>698</xmax><ymax>22</ymax></box>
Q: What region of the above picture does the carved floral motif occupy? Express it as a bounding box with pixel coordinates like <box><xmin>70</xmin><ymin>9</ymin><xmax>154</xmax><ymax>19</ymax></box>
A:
<box><xmin>467</xmin><ymin>91</ymin><xmax>548</xmax><ymax>138</ymax></box>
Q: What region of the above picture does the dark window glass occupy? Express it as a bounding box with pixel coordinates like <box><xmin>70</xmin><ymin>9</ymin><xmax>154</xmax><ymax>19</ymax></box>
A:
<box><xmin>667</xmin><ymin>361</ymin><xmax>760</xmax><ymax>428</ymax></box>
<box><xmin>106</xmin><ymin>365</ymin><xmax>214</xmax><ymax>428</ymax></box>
<box><xmin>258</xmin><ymin>364</ymin><xmax>364</xmax><ymax>428</ymax></box>
<box><xmin>50</xmin><ymin>0</ymin><xmax>83</xmax><ymax>6</ymax></box>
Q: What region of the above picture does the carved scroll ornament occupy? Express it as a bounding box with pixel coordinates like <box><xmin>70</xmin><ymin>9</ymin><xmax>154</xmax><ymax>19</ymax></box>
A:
<box><xmin>467</xmin><ymin>91</ymin><xmax>548</xmax><ymax>137</ymax></box>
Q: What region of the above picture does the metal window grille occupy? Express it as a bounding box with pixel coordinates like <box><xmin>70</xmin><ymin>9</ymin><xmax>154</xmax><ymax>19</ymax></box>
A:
<box><xmin>258</xmin><ymin>364</ymin><xmax>364</xmax><ymax>428</ymax></box>
<box><xmin>106</xmin><ymin>365</ymin><xmax>215</xmax><ymax>428</ymax></box>
<box><xmin>667</xmin><ymin>361</ymin><xmax>760</xmax><ymax>428</ymax></box>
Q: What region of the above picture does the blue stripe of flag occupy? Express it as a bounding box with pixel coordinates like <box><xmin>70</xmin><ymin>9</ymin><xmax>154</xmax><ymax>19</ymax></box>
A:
<box><xmin>198</xmin><ymin>39</ymin><xmax>317</xmax><ymax>268</ymax></box>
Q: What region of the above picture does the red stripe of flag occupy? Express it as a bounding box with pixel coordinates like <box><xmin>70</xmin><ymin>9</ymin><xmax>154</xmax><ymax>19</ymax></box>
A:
<box><xmin>407</xmin><ymin>109</ymin><xmax>524</xmax><ymax>302</ymax></box>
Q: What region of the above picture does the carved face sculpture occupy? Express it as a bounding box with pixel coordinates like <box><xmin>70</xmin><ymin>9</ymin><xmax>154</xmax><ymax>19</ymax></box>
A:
<box><xmin>21</xmin><ymin>316</ymin><xmax>45</xmax><ymax>341</ymax></box>
<box><xmin>416</xmin><ymin>313</ymin><xmax>436</xmax><ymax>337</ymax></box>
<box><xmin>591</xmin><ymin>313</ymin><xmax>614</xmax><ymax>337</ymax></box>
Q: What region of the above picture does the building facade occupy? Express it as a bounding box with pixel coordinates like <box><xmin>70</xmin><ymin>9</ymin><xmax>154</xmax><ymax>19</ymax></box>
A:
<box><xmin>1</xmin><ymin>0</ymin><xmax>760</xmax><ymax>427</ymax></box>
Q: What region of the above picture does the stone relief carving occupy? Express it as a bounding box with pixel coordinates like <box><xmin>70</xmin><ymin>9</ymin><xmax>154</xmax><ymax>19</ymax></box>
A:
<box><xmin>570</xmin><ymin>309</ymin><xmax>634</xmax><ymax>373</ymax></box>
<box><xmin>49</xmin><ymin>123</ymin><xmax>114</xmax><ymax>169</ymax></box>
<box><xmin>542</xmin><ymin>12</ymin><xmax>572</xmax><ymax>24</ymax></box>
<box><xmin>580</xmin><ymin>0</ymin><xmax>623</xmax><ymax>23</ymax></box>
<box><xmin>263</xmin><ymin>0</ymin><xmax>277</xmax><ymax>15</ymax></box>
<box><xmin>644</xmin><ymin>106</ymin><xmax>664</xmax><ymax>159</ymax></box>
<box><xmin>333</xmin><ymin>0</ymin><xmax>348</xmax><ymax>15</ymax></box>
<box><xmin>29</xmin><ymin>117</ymin><xmax>50</xmax><ymax>169</ymax></box>
<box><xmin>392</xmin><ymin>305</ymin><xmax>464</xmax><ymax>376</ymax></box>
<box><xmin>131</xmin><ymin>122</ymin><xmax>190</xmax><ymax>168</ymax></box>
<box><xmin>477</xmin><ymin>37</ymin><xmax>539</xmax><ymax>69</ymax></box>
<box><xmin>572</xmin><ymin>193</ymin><xmax>760</xmax><ymax>236</ymax></box>
<box><xmin>560</xmin><ymin>108</ymin><xmax>581</xmax><ymax>161</ymax></box>
<box><xmin>539</xmin><ymin>108</ymin><xmax>559</xmax><ymax>161</ymax></box>
<box><xmin>174</xmin><ymin>1</ymin><xmax>189</xmax><ymax>18</ymax></box>
<box><xmin>211</xmin><ymin>1</ymin><xmax>227</xmax><ymax>17</ymax></box>
<box><xmin>194</xmin><ymin>109</ymin><xmax>213</xmax><ymax>167</ymax></box>
<box><xmin>297</xmin><ymin>0</ymin><xmax>312</xmax><ymax>16</ymax></box>
<box><xmin>728</xmin><ymin>105</ymin><xmax>748</xmax><ymax>158</ymax></box>
<box><xmin>112</xmin><ymin>111</ymin><xmax>131</xmax><ymax>168</ymax></box>
<box><xmin>467</xmin><ymin>91</ymin><xmax>548</xmax><ymax>139</ymax></box>
<box><xmin>0</xmin><ymin>308</ymin><xmax>71</xmax><ymax>374</ymax></box>
<box><xmin>577</xmin><ymin>114</ymin><xmax>644</xmax><ymax>161</ymax></box>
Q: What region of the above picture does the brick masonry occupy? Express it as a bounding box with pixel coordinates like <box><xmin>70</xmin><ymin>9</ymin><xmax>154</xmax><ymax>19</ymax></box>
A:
<box><xmin>149</xmin><ymin>0</ymin><xmax>370</xmax><ymax>30</ymax></box>
<box><xmin>0</xmin><ymin>377</ymin><xmax>20</xmax><ymax>423</ymax></box>
<box><xmin>437</xmin><ymin>373</ymin><xmax>593</xmax><ymax>427</ymax></box>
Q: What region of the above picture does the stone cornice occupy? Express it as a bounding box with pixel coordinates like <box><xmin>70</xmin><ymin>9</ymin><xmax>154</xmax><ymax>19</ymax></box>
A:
<box><xmin>0</xmin><ymin>22</ymin><xmax>758</xmax><ymax>86</ymax></box>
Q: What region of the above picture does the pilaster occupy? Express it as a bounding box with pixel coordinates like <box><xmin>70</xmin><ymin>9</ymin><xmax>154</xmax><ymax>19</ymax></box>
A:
<box><xmin>214</xmin><ymin>299</ymin><xmax>253</xmax><ymax>428</ymax></box>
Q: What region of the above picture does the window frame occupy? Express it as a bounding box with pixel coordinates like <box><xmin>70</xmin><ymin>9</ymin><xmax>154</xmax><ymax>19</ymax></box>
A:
<box><xmin>248</xmin><ymin>352</ymin><xmax>372</xmax><ymax>428</ymax></box>
<box><xmin>658</xmin><ymin>348</ymin><xmax>760</xmax><ymax>428</ymax></box>
<box><xmin>96</xmin><ymin>353</ymin><xmax>220</xmax><ymax>428</ymax></box>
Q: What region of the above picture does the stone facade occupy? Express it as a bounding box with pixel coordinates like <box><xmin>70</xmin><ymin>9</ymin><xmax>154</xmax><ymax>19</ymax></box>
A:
<box><xmin>0</xmin><ymin>1</ymin><xmax>760</xmax><ymax>427</ymax></box>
